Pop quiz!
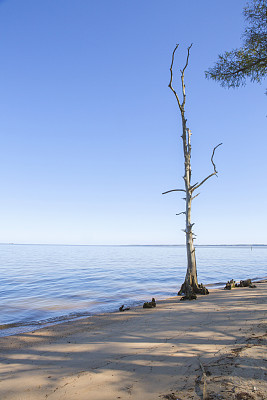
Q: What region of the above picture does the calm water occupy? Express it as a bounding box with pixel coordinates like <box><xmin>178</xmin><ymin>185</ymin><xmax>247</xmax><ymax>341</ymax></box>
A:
<box><xmin>0</xmin><ymin>244</ymin><xmax>266</xmax><ymax>336</ymax></box>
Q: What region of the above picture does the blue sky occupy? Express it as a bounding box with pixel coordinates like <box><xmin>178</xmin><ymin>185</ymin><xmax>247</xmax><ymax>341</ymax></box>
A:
<box><xmin>0</xmin><ymin>0</ymin><xmax>266</xmax><ymax>245</ymax></box>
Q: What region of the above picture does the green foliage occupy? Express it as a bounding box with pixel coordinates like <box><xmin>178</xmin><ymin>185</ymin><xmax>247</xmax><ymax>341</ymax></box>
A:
<box><xmin>206</xmin><ymin>0</ymin><xmax>267</xmax><ymax>91</ymax></box>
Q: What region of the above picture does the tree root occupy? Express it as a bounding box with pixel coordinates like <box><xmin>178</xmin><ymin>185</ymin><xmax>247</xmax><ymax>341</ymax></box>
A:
<box><xmin>224</xmin><ymin>279</ymin><xmax>236</xmax><ymax>290</ymax></box>
<box><xmin>143</xmin><ymin>298</ymin><xmax>156</xmax><ymax>308</ymax></box>
<box><xmin>178</xmin><ymin>282</ymin><xmax>209</xmax><ymax>300</ymax></box>
<box><xmin>119</xmin><ymin>305</ymin><xmax>131</xmax><ymax>312</ymax></box>
<box><xmin>224</xmin><ymin>278</ymin><xmax>257</xmax><ymax>290</ymax></box>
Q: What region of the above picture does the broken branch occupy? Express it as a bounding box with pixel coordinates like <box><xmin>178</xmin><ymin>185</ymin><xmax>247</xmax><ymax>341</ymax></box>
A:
<box><xmin>211</xmin><ymin>142</ymin><xmax>223</xmax><ymax>174</ymax></box>
<box><xmin>191</xmin><ymin>143</ymin><xmax>222</xmax><ymax>192</ymax></box>
<box><xmin>162</xmin><ymin>189</ymin><xmax>186</xmax><ymax>195</ymax></box>
<box><xmin>182</xmin><ymin>43</ymin><xmax>193</xmax><ymax>74</ymax></box>
<box><xmin>168</xmin><ymin>44</ymin><xmax>182</xmax><ymax>111</ymax></box>
<box><xmin>192</xmin><ymin>193</ymin><xmax>200</xmax><ymax>200</ymax></box>
<box><xmin>190</xmin><ymin>182</ymin><xmax>199</xmax><ymax>191</ymax></box>
<box><xmin>191</xmin><ymin>173</ymin><xmax>216</xmax><ymax>192</ymax></box>
<box><xmin>181</xmin><ymin>44</ymin><xmax>193</xmax><ymax>107</ymax></box>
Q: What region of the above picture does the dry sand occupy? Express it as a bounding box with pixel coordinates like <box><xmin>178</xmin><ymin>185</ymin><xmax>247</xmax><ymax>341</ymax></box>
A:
<box><xmin>0</xmin><ymin>283</ymin><xmax>266</xmax><ymax>400</ymax></box>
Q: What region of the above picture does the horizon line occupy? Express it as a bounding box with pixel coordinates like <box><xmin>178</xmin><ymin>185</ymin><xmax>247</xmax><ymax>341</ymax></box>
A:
<box><xmin>0</xmin><ymin>243</ymin><xmax>266</xmax><ymax>247</ymax></box>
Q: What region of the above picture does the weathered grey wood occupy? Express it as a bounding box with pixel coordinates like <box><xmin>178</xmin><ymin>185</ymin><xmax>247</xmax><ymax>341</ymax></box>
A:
<box><xmin>166</xmin><ymin>44</ymin><xmax>222</xmax><ymax>299</ymax></box>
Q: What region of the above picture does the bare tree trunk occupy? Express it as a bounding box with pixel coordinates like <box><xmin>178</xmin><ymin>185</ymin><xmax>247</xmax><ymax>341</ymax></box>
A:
<box><xmin>178</xmin><ymin>111</ymin><xmax>201</xmax><ymax>299</ymax></box>
<box><xmin>163</xmin><ymin>44</ymin><xmax>222</xmax><ymax>300</ymax></box>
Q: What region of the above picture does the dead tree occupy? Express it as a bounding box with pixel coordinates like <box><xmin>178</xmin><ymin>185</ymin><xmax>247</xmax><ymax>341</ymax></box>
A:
<box><xmin>163</xmin><ymin>44</ymin><xmax>222</xmax><ymax>300</ymax></box>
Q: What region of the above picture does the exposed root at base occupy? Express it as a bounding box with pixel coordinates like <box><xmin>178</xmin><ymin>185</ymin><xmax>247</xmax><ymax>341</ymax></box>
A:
<box><xmin>178</xmin><ymin>282</ymin><xmax>209</xmax><ymax>301</ymax></box>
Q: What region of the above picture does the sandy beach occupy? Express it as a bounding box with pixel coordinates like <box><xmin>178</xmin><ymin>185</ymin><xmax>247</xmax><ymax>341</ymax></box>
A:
<box><xmin>0</xmin><ymin>283</ymin><xmax>266</xmax><ymax>400</ymax></box>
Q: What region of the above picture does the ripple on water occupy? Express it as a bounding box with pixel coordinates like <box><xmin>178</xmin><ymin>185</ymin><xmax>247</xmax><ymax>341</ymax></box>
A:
<box><xmin>0</xmin><ymin>244</ymin><xmax>266</xmax><ymax>336</ymax></box>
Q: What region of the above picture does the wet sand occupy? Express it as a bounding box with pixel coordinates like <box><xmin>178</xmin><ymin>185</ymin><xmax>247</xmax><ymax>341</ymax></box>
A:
<box><xmin>0</xmin><ymin>283</ymin><xmax>266</xmax><ymax>400</ymax></box>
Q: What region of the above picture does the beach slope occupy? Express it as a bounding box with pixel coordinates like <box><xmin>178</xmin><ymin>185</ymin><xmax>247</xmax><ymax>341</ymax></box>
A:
<box><xmin>0</xmin><ymin>283</ymin><xmax>266</xmax><ymax>400</ymax></box>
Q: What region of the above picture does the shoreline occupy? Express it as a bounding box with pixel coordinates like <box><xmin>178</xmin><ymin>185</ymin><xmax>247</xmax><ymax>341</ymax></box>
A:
<box><xmin>0</xmin><ymin>282</ymin><xmax>266</xmax><ymax>399</ymax></box>
<box><xmin>1</xmin><ymin>243</ymin><xmax>266</xmax><ymax>339</ymax></box>
<box><xmin>1</xmin><ymin>276</ymin><xmax>267</xmax><ymax>338</ymax></box>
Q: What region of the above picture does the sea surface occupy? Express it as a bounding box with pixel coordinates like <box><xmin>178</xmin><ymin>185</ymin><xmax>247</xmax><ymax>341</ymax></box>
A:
<box><xmin>0</xmin><ymin>244</ymin><xmax>266</xmax><ymax>337</ymax></box>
